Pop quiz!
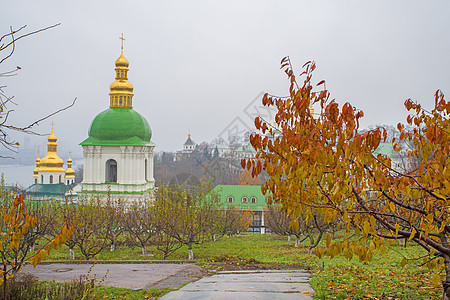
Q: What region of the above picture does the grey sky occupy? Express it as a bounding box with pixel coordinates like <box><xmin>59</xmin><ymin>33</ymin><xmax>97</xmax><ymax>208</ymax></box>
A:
<box><xmin>2</xmin><ymin>0</ymin><xmax>449</xmax><ymax>158</ymax></box>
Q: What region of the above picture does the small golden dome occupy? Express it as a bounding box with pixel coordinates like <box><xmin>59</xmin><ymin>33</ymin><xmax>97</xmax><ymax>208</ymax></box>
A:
<box><xmin>48</xmin><ymin>130</ymin><xmax>57</xmax><ymax>142</ymax></box>
<box><xmin>65</xmin><ymin>160</ymin><xmax>75</xmax><ymax>178</ymax></box>
<box><xmin>115</xmin><ymin>52</ymin><xmax>129</xmax><ymax>67</ymax></box>
<box><xmin>40</xmin><ymin>129</ymin><xmax>65</xmax><ymax>172</ymax></box>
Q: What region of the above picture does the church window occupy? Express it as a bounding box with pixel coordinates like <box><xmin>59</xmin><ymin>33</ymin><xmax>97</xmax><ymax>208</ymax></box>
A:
<box><xmin>35</xmin><ymin>178</ymin><xmax>37</xmax><ymax>184</ymax></box>
<box><xmin>251</xmin><ymin>197</ymin><xmax>257</xmax><ymax>203</ymax></box>
<box><xmin>105</xmin><ymin>159</ymin><xmax>117</xmax><ymax>183</ymax></box>
<box><xmin>119</xmin><ymin>96</ymin><xmax>123</xmax><ymax>106</ymax></box>
<box><xmin>59</xmin><ymin>175</ymin><xmax>62</xmax><ymax>183</ymax></box>
<box><xmin>242</xmin><ymin>197</ymin><xmax>248</xmax><ymax>203</ymax></box>
<box><xmin>115</xmin><ymin>96</ymin><xmax>118</xmax><ymax>106</ymax></box>
<box><xmin>67</xmin><ymin>180</ymin><xmax>69</xmax><ymax>185</ymax></box>
<box><xmin>50</xmin><ymin>175</ymin><xmax>53</xmax><ymax>184</ymax></box>
<box><xmin>41</xmin><ymin>175</ymin><xmax>43</xmax><ymax>183</ymax></box>
<box><xmin>227</xmin><ymin>196</ymin><xmax>234</xmax><ymax>203</ymax></box>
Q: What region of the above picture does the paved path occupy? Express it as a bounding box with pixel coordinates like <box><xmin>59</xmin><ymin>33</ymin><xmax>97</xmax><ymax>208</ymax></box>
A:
<box><xmin>160</xmin><ymin>270</ymin><xmax>314</xmax><ymax>300</ymax></box>
<box><xmin>22</xmin><ymin>263</ymin><xmax>205</xmax><ymax>290</ymax></box>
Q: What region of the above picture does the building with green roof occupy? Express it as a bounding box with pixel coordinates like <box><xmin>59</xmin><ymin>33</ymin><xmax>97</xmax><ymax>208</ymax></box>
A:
<box><xmin>210</xmin><ymin>185</ymin><xmax>269</xmax><ymax>233</ymax></box>
<box><xmin>373</xmin><ymin>142</ymin><xmax>411</xmax><ymax>172</ymax></box>
<box><xmin>24</xmin><ymin>183</ymin><xmax>78</xmax><ymax>201</ymax></box>
<box><xmin>80</xmin><ymin>47</ymin><xmax>155</xmax><ymax>202</ymax></box>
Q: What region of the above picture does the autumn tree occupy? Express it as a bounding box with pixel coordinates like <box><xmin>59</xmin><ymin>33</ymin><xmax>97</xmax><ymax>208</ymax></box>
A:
<box><xmin>62</xmin><ymin>198</ymin><xmax>111</xmax><ymax>260</ymax></box>
<box><xmin>245</xmin><ymin>57</ymin><xmax>450</xmax><ymax>296</ymax></box>
<box><xmin>0</xmin><ymin>190</ymin><xmax>73</xmax><ymax>299</ymax></box>
<box><xmin>155</xmin><ymin>181</ymin><xmax>217</xmax><ymax>260</ymax></box>
<box><xmin>123</xmin><ymin>200</ymin><xmax>157</xmax><ymax>256</ymax></box>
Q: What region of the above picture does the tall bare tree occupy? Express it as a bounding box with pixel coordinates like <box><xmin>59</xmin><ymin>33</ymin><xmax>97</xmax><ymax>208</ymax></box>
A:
<box><xmin>0</xmin><ymin>24</ymin><xmax>75</xmax><ymax>155</ymax></box>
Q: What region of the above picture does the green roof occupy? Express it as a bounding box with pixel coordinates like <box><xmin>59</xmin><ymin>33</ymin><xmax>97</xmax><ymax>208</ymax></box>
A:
<box><xmin>210</xmin><ymin>185</ymin><xmax>268</xmax><ymax>211</ymax></box>
<box><xmin>25</xmin><ymin>183</ymin><xmax>77</xmax><ymax>197</ymax></box>
<box><xmin>373</xmin><ymin>142</ymin><xmax>408</xmax><ymax>157</ymax></box>
<box><xmin>234</xmin><ymin>145</ymin><xmax>256</xmax><ymax>152</ymax></box>
<box><xmin>80</xmin><ymin>107</ymin><xmax>155</xmax><ymax>146</ymax></box>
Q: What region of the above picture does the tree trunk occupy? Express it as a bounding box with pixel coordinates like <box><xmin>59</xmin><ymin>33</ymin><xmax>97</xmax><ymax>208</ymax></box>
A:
<box><xmin>443</xmin><ymin>254</ymin><xmax>450</xmax><ymax>300</ymax></box>
<box><xmin>3</xmin><ymin>264</ymin><xmax>7</xmax><ymax>300</ymax></box>
<box><xmin>295</xmin><ymin>239</ymin><xmax>299</xmax><ymax>248</ymax></box>
<box><xmin>69</xmin><ymin>248</ymin><xmax>75</xmax><ymax>260</ymax></box>
<box><xmin>439</xmin><ymin>234</ymin><xmax>450</xmax><ymax>300</ymax></box>
<box><xmin>110</xmin><ymin>243</ymin><xmax>115</xmax><ymax>252</ymax></box>
<box><xmin>188</xmin><ymin>244</ymin><xmax>194</xmax><ymax>260</ymax></box>
<box><xmin>288</xmin><ymin>235</ymin><xmax>291</xmax><ymax>241</ymax></box>
<box><xmin>142</xmin><ymin>247</ymin><xmax>148</xmax><ymax>256</ymax></box>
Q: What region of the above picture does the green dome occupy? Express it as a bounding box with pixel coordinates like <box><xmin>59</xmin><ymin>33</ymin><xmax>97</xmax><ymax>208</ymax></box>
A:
<box><xmin>80</xmin><ymin>107</ymin><xmax>155</xmax><ymax>146</ymax></box>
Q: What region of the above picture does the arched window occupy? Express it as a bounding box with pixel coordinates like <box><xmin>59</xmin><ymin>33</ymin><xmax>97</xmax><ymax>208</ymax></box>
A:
<box><xmin>59</xmin><ymin>175</ymin><xmax>62</xmax><ymax>183</ymax></box>
<box><xmin>67</xmin><ymin>180</ymin><xmax>69</xmax><ymax>185</ymax></box>
<box><xmin>105</xmin><ymin>159</ymin><xmax>117</xmax><ymax>183</ymax></box>
<box><xmin>115</xmin><ymin>96</ymin><xmax>118</xmax><ymax>106</ymax></box>
<box><xmin>41</xmin><ymin>175</ymin><xmax>43</xmax><ymax>183</ymax></box>
<box><xmin>35</xmin><ymin>178</ymin><xmax>37</xmax><ymax>184</ymax></box>
<box><xmin>251</xmin><ymin>197</ymin><xmax>257</xmax><ymax>203</ymax></box>
<box><xmin>242</xmin><ymin>197</ymin><xmax>248</xmax><ymax>203</ymax></box>
<box><xmin>50</xmin><ymin>175</ymin><xmax>53</xmax><ymax>184</ymax></box>
<box><xmin>227</xmin><ymin>196</ymin><xmax>234</xmax><ymax>203</ymax></box>
<box><xmin>119</xmin><ymin>96</ymin><xmax>123</xmax><ymax>106</ymax></box>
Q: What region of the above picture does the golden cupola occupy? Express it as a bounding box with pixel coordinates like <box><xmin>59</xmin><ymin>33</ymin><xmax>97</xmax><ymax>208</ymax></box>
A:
<box><xmin>65</xmin><ymin>156</ymin><xmax>75</xmax><ymax>179</ymax></box>
<box><xmin>33</xmin><ymin>156</ymin><xmax>40</xmax><ymax>177</ymax></box>
<box><xmin>39</xmin><ymin>129</ymin><xmax>65</xmax><ymax>172</ymax></box>
<box><xmin>109</xmin><ymin>47</ymin><xmax>134</xmax><ymax>108</ymax></box>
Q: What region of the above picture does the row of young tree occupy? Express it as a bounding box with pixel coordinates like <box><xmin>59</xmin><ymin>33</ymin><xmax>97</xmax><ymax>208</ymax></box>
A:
<box><xmin>5</xmin><ymin>182</ymin><xmax>253</xmax><ymax>262</ymax></box>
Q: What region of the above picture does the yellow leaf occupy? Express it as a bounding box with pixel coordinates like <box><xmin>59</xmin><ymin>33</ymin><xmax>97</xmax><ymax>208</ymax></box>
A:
<box><xmin>395</xmin><ymin>223</ymin><xmax>399</xmax><ymax>238</ymax></box>
<box><xmin>400</xmin><ymin>258</ymin><xmax>407</xmax><ymax>267</ymax></box>
<box><xmin>363</xmin><ymin>220</ymin><xmax>370</xmax><ymax>236</ymax></box>
<box><xmin>389</xmin><ymin>202</ymin><xmax>395</xmax><ymax>212</ymax></box>
<box><xmin>432</xmin><ymin>273</ymin><xmax>441</xmax><ymax>286</ymax></box>
<box><xmin>408</xmin><ymin>227</ymin><xmax>417</xmax><ymax>241</ymax></box>
<box><xmin>326</xmin><ymin>234</ymin><xmax>331</xmax><ymax>248</ymax></box>
<box><xmin>430</xmin><ymin>247</ymin><xmax>436</xmax><ymax>257</ymax></box>
<box><xmin>439</xmin><ymin>221</ymin><xmax>446</xmax><ymax>233</ymax></box>
<box><xmin>343</xmin><ymin>211</ymin><xmax>348</xmax><ymax>223</ymax></box>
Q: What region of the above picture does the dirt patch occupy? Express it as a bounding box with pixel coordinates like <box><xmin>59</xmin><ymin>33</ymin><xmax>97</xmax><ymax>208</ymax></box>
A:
<box><xmin>209</xmin><ymin>255</ymin><xmax>306</xmax><ymax>271</ymax></box>
<box><xmin>145</xmin><ymin>264</ymin><xmax>210</xmax><ymax>289</ymax></box>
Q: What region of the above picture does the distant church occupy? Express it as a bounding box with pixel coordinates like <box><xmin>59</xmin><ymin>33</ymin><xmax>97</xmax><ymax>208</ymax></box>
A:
<box><xmin>79</xmin><ymin>42</ymin><xmax>156</xmax><ymax>201</ymax></box>
<box><xmin>25</xmin><ymin>129</ymin><xmax>77</xmax><ymax>200</ymax></box>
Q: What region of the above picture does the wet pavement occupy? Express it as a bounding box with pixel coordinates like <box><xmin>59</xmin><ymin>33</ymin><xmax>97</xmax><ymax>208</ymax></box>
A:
<box><xmin>22</xmin><ymin>262</ymin><xmax>204</xmax><ymax>290</ymax></box>
<box><xmin>160</xmin><ymin>270</ymin><xmax>314</xmax><ymax>300</ymax></box>
<box><xmin>22</xmin><ymin>263</ymin><xmax>314</xmax><ymax>299</ymax></box>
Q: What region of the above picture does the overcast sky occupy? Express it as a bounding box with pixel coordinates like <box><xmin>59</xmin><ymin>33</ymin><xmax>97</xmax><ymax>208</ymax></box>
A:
<box><xmin>2</xmin><ymin>0</ymin><xmax>449</xmax><ymax>159</ymax></box>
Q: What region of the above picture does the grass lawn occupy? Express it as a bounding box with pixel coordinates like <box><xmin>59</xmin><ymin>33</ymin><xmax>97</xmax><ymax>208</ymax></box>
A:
<box><xmin>35</xmin><ymin>233</ymin><xmax>441</xmax><ymax>299</ymax></box>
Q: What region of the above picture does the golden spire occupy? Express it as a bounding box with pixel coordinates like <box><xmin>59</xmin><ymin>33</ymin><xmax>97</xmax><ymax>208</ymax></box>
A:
<box><xmin>109</xmin><ymin>34</ymin><xmax>134</xmax><ymax>108</ymax></box>
<box><xmin>188</xmin><ymin>132</ymin><xmax>191</xmax><ymax>139</ymax></box>
<box><xmin>39</xmin><ymin>129</ymin><xmax>64</xmax><ymax>172</ymax></box>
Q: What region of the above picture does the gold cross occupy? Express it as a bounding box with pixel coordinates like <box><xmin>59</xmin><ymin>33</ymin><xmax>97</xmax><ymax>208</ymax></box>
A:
<box><xmin>120</xmin><ymin>33</ymin><xmax>125</xmax><ymax>51</ymax></box>
<box><xmin>51</xmin><ymin>121</ymin><xmax>54</xmax><ymax>130</ymax></box>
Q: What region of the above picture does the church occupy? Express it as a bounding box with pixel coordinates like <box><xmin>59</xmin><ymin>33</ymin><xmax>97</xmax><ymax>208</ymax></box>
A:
<box><xmin>79</xmin><ymin>43</ymin><xmax>156</xmax><ymax>201</ymax></box>
<box><xmin>25</xmin><ymin>129</ymin><xmax>77</xmax><ymax>201</ymax></box>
